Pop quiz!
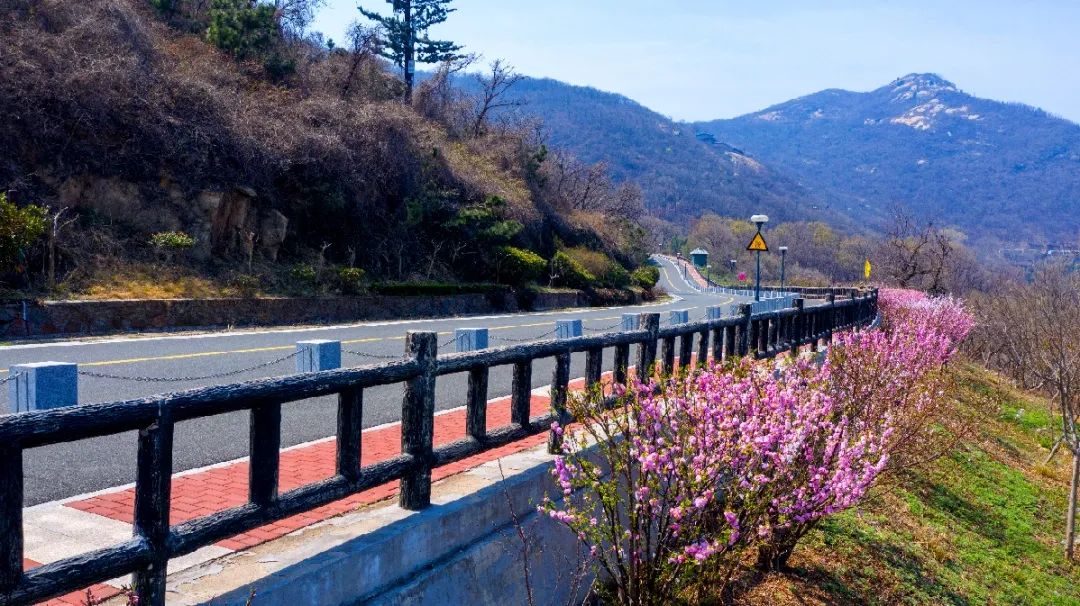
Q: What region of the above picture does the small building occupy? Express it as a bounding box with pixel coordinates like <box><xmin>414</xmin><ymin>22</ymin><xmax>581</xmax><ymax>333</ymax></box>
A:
<box><xmin>689</xmin><ymin>248</ymin><xmax>709</xmax><ymax>268</ymax></box>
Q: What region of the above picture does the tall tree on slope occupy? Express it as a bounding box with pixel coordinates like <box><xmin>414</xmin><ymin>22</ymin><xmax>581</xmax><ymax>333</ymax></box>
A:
<box><xmin>358</xmin><ymin>0</ymin><xmax>463</xmax><ymax>102</ymax></box>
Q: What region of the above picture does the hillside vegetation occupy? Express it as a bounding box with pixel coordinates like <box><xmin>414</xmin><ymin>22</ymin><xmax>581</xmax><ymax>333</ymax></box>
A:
<box><xmin>0</xmin><ymin>0</ymin><xmax>652</xmax><ymax>299</ymax></box>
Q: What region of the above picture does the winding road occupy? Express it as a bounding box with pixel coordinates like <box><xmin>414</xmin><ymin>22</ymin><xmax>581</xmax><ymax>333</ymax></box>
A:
<box><xmin>2</xmin><ymin>255</ymin><xmax>747</xmax><ymax>505</ymax></box>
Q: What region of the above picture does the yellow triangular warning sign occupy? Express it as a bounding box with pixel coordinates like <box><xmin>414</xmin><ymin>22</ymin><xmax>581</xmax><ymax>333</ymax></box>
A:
<box><xmin>864</xmin><ymin>259</ymin><xmax>872</xmax><ymax>279</ymax></box>
<box><xmin>747</xmin><ymin>232</ymin><xmax>769</xmax><ymax>252</ymax></box>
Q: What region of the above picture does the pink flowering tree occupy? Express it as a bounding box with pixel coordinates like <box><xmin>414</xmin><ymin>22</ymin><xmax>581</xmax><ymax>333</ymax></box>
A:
<box><xmin>542</xmin><ymin>287</ymin><xmax>975</xmax><ymax>598</ymax></box>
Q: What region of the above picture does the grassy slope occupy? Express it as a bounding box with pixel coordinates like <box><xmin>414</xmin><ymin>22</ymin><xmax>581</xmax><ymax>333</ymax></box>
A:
<box><xmin>736</xmin><ymin>363</ymin><xmax>1080</xmax><ymax>605</ymax></box>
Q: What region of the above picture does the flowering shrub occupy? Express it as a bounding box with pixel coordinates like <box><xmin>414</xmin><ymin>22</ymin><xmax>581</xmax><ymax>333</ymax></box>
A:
<box><xmin>542</xmin><ymin>288</ymin><xmax>975</xmax><ymax>602</ymax></box>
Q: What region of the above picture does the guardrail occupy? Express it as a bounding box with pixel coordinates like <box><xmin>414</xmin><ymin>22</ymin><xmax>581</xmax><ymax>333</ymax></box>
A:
<box><xmin>0</xmin><ymin>291</ymin><xmax>877</xmax><ymax>605</ymax></box>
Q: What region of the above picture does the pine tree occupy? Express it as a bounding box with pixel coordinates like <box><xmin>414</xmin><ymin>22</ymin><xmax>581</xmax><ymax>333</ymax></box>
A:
<box><xmin>358</xmin><ymin>0</ymin><xmax>463</xmax><ymax>101</ymax></box>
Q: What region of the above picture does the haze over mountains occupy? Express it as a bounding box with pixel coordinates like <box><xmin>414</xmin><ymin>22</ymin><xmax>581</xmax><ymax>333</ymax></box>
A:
<box><xmin>498</xmin><ymin>73</ymin><xmax>1080</xmax><ymax>248</ymax></box>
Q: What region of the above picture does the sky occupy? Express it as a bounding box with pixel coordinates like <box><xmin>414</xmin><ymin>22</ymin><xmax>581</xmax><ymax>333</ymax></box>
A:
<box><xmin>311</xmin><ymin>0</ymin><xmax>1080</xmax><ymax>123</ymax></box>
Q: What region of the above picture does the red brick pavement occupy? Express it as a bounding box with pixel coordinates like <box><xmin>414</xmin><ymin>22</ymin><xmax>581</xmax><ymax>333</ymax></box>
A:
<box><xmin>66</xmin><ymin>393</ymin><xmax>556</xmax><ymax>551</ymax></box>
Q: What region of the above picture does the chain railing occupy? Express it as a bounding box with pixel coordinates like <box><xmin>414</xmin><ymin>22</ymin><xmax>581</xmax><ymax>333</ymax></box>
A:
<box><xmin>77</xmin><ymin>351</ymin><xmax>301</xmax><ymax>383</ymax></box>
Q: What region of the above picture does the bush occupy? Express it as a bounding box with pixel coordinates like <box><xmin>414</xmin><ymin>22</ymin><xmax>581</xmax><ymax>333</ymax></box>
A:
<box><xmin>0</xmin><ymin>193</ymin><xmax>47</xmax><ymax>275</ymax></box>
<box><xmin>336</xmin><ymin>266</ymin><xmax>366</xmax><ymax>295</ymax></box>
<box><xmin>562</xmin><ymin>246</ymin><xmax>632</xmax><ymax>288</ymax></box>
<box><xmin>149</xmin><ymin>231</ymin><xmax>196</xmax><ymax>251</ymax></box>
<box><xmin>550</xmin><ymin>251</ymin><xmax>596</xmax><ymax>290</ymax></box>
<box><xmin>230</xmin><ymin>273</ymin><xmax>261</xmax><ymax>298</ymax></box>
<box><xmin>289</xmin><ymin>263</ymin><xmax>317</xmax><ymax>284</ymax></box>
<box><xmin>631</xmin><ymin>265</ymin><xmax>660</xmax><ymax>289</ymax></box>
<box><xmin>494</xmin><ymin>246</ymin><xmax>546</xmax><ymax>285</ymax></box>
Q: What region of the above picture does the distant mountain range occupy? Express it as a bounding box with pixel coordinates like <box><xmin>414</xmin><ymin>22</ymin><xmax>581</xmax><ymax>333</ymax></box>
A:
<box><xmin>494</xmin><ymin>73</ymin><xmax>1080</xmax><ymax>247</ymax></box>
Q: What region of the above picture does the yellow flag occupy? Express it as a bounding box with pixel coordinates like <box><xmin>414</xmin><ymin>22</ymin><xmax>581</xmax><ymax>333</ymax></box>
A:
<box><xmin>864</xmin><ymin>259</ymin><xmax>872</xmax><ymax>280</ymax></box>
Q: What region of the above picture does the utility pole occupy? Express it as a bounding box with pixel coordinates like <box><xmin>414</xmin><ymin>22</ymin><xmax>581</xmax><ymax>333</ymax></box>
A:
<box><xmin>779</xmin><ymin>246</ymin><xmax>788</xmax><ymax>294</ymax></box>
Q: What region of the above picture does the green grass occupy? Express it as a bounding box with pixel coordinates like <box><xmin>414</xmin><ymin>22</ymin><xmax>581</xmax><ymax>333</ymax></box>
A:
<box><xmin>742</xmin><ymin>365</ymin><xmax>1080</xmax><ymax>605</ymax></box>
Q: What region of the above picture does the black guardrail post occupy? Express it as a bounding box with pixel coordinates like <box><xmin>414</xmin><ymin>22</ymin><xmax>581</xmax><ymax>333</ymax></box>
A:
<box><xmin>400</xmin><ymin>331</ymin><xmax>437</xmax><ymax>510</ymax></box>
<box><xmin>791</xmin><ymin>298</ymin><xmax>805</xmax><ymax>357</ymax></box>
<box><xmin>636</xmin><ymin>313</ymin><xmax>660</xmax><ymax>381</ymax></box>
<box><xmin>337</xmin><ymin>387</ymin><xmax>364</xmax><ymax>483</ymax></box>
<box><xmin>736</xmin><ymin>304</ymin><xmax>752</xmax><ymax>357</ymax></box>
<box><xmin>133</xmin><ymin>405</ymin><xmax>175</xmax><ymax>606</ymax></box>
<box><xmin>0</xmin><ymin>443</ymin><xmax>23</xmax><ymax>596</ymax></box>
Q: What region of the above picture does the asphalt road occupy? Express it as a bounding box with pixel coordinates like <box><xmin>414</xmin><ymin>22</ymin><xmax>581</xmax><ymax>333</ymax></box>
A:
<box><xmin>3</xmin><ymin>255</ymin><xmax>749</xmax><ymax>505</ymax></box>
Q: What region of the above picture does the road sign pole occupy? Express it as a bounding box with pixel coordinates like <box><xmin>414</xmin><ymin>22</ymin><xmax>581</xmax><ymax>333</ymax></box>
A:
<box><xmin>755</xmin><ymin>247</ymin><xmax>761</xmax><ymax>302</ymax></box>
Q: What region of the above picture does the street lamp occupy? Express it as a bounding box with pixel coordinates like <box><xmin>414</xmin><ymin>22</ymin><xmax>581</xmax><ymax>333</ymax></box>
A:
<box><xmin>750</xmin><ymin>214</ymin><xmax>769</xmax><ymax>301</ymax></box>
<box><xmin>778</xmin><ymin>246</ymin><xmax>788</xmax><ymax>294</ymax></box>
<box><xmin>729</xmin><ymin>259</ymin><xmax>737</xmax><ymax>277</ymax></box>
<box><xmin>705</xmin><ymin>264</ymin><xmax>712</xmax><ymax>288</ymax></box>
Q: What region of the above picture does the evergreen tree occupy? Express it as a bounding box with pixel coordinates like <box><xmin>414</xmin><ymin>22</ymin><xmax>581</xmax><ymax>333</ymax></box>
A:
<box><xmin>358</xmin><ymin>0</ymin><xmax>463</xmax><ymax>101</ymax></box>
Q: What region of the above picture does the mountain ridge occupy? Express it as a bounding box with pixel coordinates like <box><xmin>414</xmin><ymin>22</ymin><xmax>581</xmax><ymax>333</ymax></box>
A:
<box><xmin>694</xmin><ymin>72</ymin><xmax>1080</xmax><ymax>245</ymax></box>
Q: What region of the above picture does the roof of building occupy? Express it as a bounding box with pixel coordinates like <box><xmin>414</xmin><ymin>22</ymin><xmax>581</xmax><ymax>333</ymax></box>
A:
<box><xmin>690</xmin><ymin>248</ymin><xmax>709</xmax><ymax>255</ymax></box>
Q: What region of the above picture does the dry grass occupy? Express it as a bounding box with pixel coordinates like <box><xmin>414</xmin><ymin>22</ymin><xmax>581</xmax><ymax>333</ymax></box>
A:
<box><xmin>69</xmin><ymin>266</ymin><xmax>241</xmax><ymax>300</ymax></box>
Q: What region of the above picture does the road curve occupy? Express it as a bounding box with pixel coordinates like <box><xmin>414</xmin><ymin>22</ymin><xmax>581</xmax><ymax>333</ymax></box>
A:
<box><xmin>3</xmin><ymin>260</ymin><xmax>747</xmax><ymax>504</ymax></box>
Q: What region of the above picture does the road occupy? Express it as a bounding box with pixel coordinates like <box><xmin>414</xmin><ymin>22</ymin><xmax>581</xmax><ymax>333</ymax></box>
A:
<box><xmin>3</xmin><ymin>255</ymin><xmax>748</xmax><ymax>505</ymax></box>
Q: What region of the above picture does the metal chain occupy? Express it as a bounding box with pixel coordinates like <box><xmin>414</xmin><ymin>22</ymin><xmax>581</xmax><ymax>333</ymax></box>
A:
<box><xmin>0</xmin><ymin>373</ymin><xmax>20</xmax><ymax>386</ymax></box>
<box><xmin>343</xmin><ymin>348</ymin><xmax>402</xmax><ymax>361</ymax></box>
<box><xmin>440</xmin><ymin>336</ymin><xmax>457</xmax><ymax>348</ymax></box>
<box><xmin>78</xmin><ymin>351</ymin><xmax>300</xmax><ymax>383</ymax></box>
<box><xmin>492</xmin><ymin>327</ymin><xmax>558</xmax><ymax>343</ymax></box>
<box><xmin>583</xmin><ymin>323</ymin><xmax>621</xmax><ymax>333</ymax></box>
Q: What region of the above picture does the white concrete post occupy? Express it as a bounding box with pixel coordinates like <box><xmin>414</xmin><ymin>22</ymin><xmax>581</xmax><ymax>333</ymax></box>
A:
<box><xmin>7</xmin><ymin>362</ymin><xmax>78</xmax><ymax>413</ymax></box>
<box><xmin>455</xmin><ymin>328</ymin><xmax>489</xmax><ymax>352</ymax></box>
<box><xmin>706</xmin><ymin>306</ymin><xmax>726</xmax><ymax>320</ymax></box>
<box><xmin>296</xmin><ymin>340</ymin><xmax>342</xmax><ymax>373</ymax></box>
<box><xmin>669</xmin><ymin>309</ymin><xmax>690</xmax><ymax>325</ymax></box>
<box><xmin>621</xmin><ymin>313</ymin><xmax>638</xmax><ymax>332</ymax></box>
<box><xmin>555</xmin><ymin>319</ymin><xmax>583</xmax><ymax>340</ymax></box>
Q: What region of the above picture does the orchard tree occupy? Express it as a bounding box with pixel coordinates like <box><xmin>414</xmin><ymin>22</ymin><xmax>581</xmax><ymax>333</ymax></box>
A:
<box><xmin>358</xmin><ymin>0</ymin><xmax>463</xmax><ymax>101</ymax></box>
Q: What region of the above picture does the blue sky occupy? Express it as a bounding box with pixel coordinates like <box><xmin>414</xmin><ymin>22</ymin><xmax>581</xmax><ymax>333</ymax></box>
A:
<box><xmin>312</xmin><ymin>1</ymin><xmax>1080</xmax><ymax>123</ymax></box>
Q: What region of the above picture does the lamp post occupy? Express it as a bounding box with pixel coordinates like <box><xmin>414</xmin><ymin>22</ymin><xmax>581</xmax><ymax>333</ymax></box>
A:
<box><xmin>778</xmin><ymin>246</ymin><xmax>788</xmax><ymax>294</ymax></box>
<box><xmin>750</xmin><ymin>214</ymin><xmax>769</xmax><ymax>301</ymax></box>
<box><xmin>729</xmin><ymin>259</ymin><xmax>737</xmax><ymax>278</ymax></box>
<box><xmin>705</xmin><ymin>264</ymin><xmax>712</xmax><ymax>288</ymax></box>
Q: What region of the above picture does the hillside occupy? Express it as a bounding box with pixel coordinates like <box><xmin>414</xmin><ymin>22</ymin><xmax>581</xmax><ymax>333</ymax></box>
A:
<box><xmin>0</xmin><ymin>0</ymin><xmax>650</xmax><ymax>298</ymax></box>
<box><xmin>467</xmin><ymin>77</ymin><xmax>853</xmax><ymax>231</ymax></box>
<box><xmin>695</xmin><ymin>73</ymin><xmax>1080</xmax><ymax>247</ymax></box>
<box><xmin>733</xmin><ymin>364</ymin><xmax>1080</xmax><ymax>604</ymax></box>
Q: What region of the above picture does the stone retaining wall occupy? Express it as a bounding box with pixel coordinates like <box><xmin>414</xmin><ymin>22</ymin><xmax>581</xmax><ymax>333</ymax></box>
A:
<box><xmin>0</xmin><ymin>290</ymin><xmax>590</xmax><ymax>339</ymax></box>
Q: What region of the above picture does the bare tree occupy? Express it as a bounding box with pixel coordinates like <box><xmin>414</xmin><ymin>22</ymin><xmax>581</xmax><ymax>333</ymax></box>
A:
<box><xmin>972</xmin><ymin>262</ymin><xmax>1080</xmax><ymax>557</ymax></box>
<box><xmin>880</xmin><ymin>208</ymin><xmax>954</xmax><ymax>293</ymax></box>
<box><xmin>46</xmin><ymin>207</ymin><xmax>76</xmax><ymax>290</ymax></box>
<box><xmin>471</xmin><ymin>59</ymin><xmax>524</xmax><ymax>136</ymax></box>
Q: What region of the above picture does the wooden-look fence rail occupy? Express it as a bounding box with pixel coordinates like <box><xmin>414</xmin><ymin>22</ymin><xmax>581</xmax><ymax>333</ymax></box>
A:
<box><xmin>0</xmin><ymin>289</ymin><xmax>877</xmax><ymax>605</ymax></box>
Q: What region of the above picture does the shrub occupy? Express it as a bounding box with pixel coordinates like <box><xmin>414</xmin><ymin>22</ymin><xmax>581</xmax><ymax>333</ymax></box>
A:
<box><xmin>550</xmin><ymin>251</ymin><xmax>596</xmax><ymax>290</ymax></box>
<box><xmin>0</xmin><ymin>193</ymin><xmax>47</xmax><ymax>275</ymax></box>
<box><xmin>631</xmin><ymin>265</ymin><xmax>660</xmax><ymax>290</ymax></box>
<box><xmin>561</xmin><ymin>246</ymin><xmax>634</xmax><ymax>288</ymax></box>
<box><xmin>494</xmin><ymin>246</ymin><xmax>546</xmax><ymax>285</ymax></box>
<box><xmin>336</xmin><ymin>266</ymin><xmax>366</xmax><ymax>295</ymax></box>
<box><xmin>230</xmin><ymin>273</ymin><xmax>261</xmax><ymax>298</ymax></box>
<box><xmin>289</xmin><ymin>263</ymin><xmax>317</xmax><ymax>284</ymax></box>
<box><xmin>149</xmin><ymin>231</ymin><xmax>196</xmax><ymax>251</ymax></box>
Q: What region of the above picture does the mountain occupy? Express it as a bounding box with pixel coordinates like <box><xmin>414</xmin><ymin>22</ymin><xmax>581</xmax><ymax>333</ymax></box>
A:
<box><xmin>694</xmin><ymin>74</ymin><xmax>1080</xmax><ymax>246</ymax></box>
<box><xmin>483</xmin><ymin>77</ymin><xmax>853</xmax><ymax>230</ymax></box>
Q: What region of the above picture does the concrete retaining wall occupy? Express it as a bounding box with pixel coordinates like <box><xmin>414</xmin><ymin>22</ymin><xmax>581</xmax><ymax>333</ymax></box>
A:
<box><xmin>168</xmin><ymin>445</ymin><xmax>593</xmax><ymax>606</ymax></box>
<box><xmin>0</xmin><ymin>289</ymin><xmax>591</xmax><ymax>339</ymax></box>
